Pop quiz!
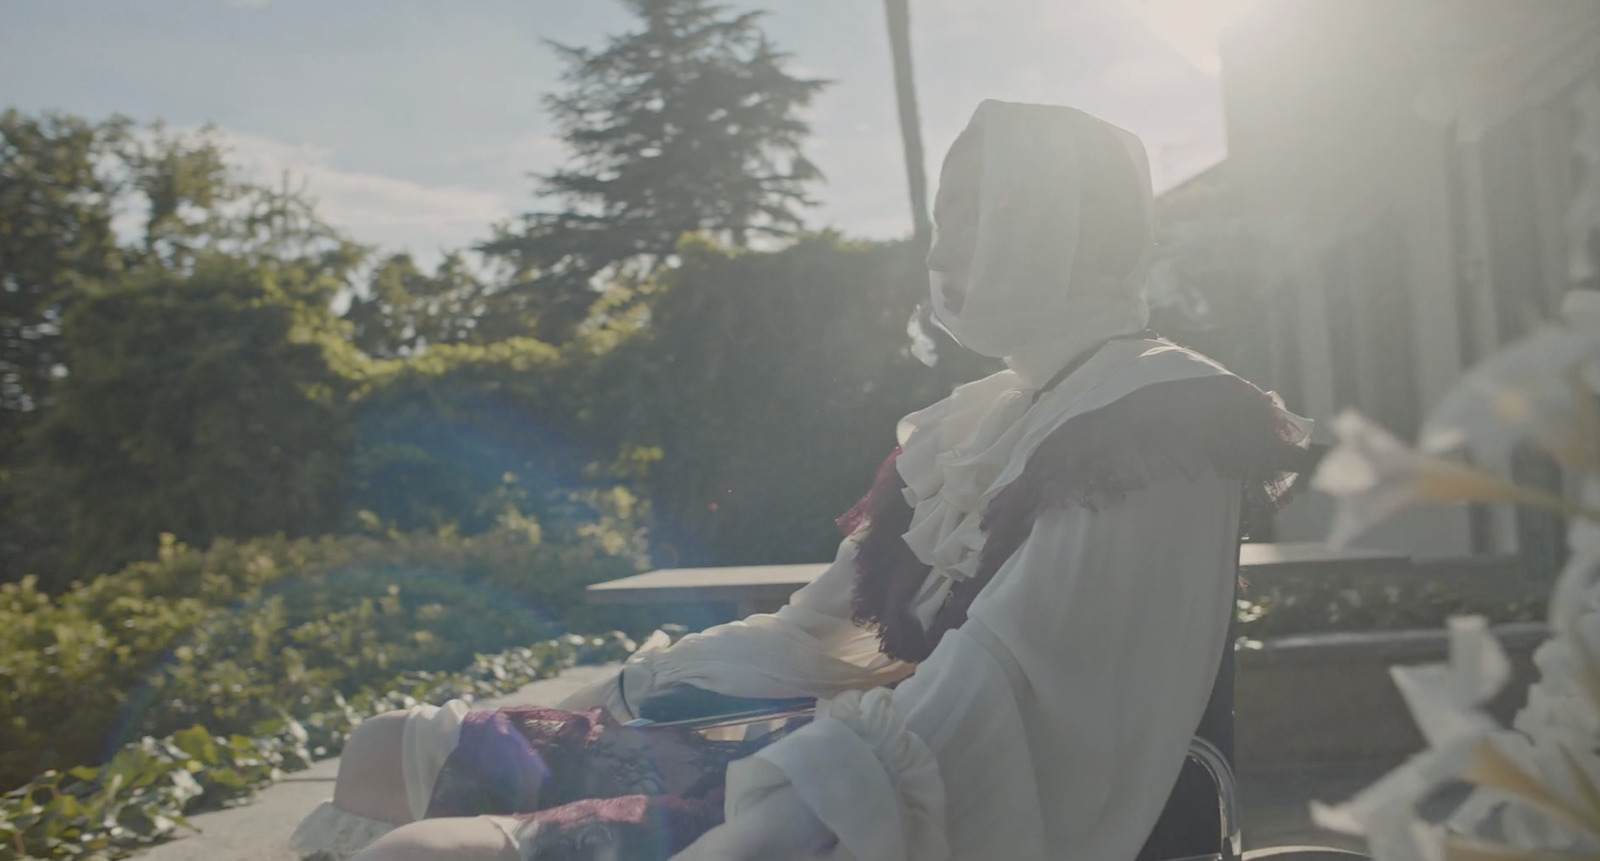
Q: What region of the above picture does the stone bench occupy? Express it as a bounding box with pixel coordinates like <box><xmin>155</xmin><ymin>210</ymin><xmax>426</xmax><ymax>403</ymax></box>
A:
<box><xmin>585</xmin><ymin>542</ymin><xmax>1416</xmax><ymax>618</ymax></box>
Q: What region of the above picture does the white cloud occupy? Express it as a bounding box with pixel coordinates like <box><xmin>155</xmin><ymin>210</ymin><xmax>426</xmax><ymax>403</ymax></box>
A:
<box><xmin>216</xmin><ymin>129</ymin><xmax>515</xmax><ymax>263</ymax></box>
<box><xmin>226</xmin><ymin>0</ymin><xmax>273</xmax><ymax>8</ymax></box>
<box><xmin>456</xmin><ymin>132</ymin><xmax>566</xmax><ymax>179</ymax></box>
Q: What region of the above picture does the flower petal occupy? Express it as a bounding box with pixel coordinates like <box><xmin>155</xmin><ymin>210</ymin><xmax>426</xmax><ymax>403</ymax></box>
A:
<box><xmin>1421</xmin><ymin>328</ymin><xmax>1600</xmax><ymax>474</ymax></box>
<box><xmin>1315</xmin><ymin>411</ymin><xmax>1428</xmax><ymax>545</ymax></box>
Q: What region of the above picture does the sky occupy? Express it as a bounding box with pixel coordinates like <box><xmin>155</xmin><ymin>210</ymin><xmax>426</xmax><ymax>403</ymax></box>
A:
<box><xmin>0</xmin><ymin>0</ymin><xmax>1232</xmax><ymax>265</ymax></box>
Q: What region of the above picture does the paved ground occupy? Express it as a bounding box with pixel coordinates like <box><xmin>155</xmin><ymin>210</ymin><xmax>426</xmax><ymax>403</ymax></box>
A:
<box><xmin>1240</xmin><ymin>769</ymin><xmax>1378</xmax><ymax>853</ymax></box>
<box><xmin>135</xmin><ymin>663</ymin><xmax>1378</xmax><ymax>859</ymax></box>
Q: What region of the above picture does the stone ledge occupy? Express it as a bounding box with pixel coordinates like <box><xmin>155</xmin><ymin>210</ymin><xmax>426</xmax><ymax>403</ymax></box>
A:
<box><xmin>1237</xmin><ymin>623</ymin><xmax>1548</xmax><ymax>775</ymax></box>
<box><xmin>1238</xmin><ymin>622</ymin><xmax>1548</xmax><ymax>666</ymax></box>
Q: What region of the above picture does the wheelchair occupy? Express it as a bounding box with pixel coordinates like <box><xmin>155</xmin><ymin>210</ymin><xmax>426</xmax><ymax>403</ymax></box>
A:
<box><xmin>627</xmin><ymin>687</ymin><xmax>1369</xmax><ymax>861</ymax></box>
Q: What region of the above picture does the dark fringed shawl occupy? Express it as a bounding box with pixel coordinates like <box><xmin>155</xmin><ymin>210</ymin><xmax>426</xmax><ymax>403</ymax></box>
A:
<box><xmin>844</xmin><ymin>373</ymin><xmax>1316</xmax><ymax>664</ymax></box>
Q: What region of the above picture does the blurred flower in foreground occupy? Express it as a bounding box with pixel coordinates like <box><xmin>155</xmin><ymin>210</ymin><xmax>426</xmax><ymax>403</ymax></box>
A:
<box><xmin>1312</xmin><ymin>612</ymin><xmax>1600</xmax><ymax>861</ymax></box>
<box><xmin>1420</xmin><ymin>327</ymin><xmax>1600</xmax><ymax>476</ymax></box>
<box><xmin>1309</xmin><ymin>289</ymin><xmax>1600</xmax><ymax>861</ymax></box>
<box><xmin>1420</xmin><ymin>292</ymin><xmax>1600</xmax><ymax>478</ymax></box>
<box><xmin>1313</xmin><ymin>411</ymin><xmax>1578</xmax><ymax>547</ymax></box>
<box><xmin>1310</xmin><ymin>618</ymin><xmax>1512</xmax><ymax>861</ymax></box>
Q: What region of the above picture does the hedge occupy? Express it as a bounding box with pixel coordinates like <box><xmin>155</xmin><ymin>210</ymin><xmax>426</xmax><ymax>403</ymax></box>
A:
<box><xmin>1</xmin><ymin>507</ymin><xmax>650</xmax><ymax>794</ymax></box>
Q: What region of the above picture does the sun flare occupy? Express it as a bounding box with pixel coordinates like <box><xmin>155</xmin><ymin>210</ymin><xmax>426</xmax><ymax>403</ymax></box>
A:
<box><xmin>1134</xmin><ymin>0</ymin><xmax>1262</xmax><ymax>73</ymax></box>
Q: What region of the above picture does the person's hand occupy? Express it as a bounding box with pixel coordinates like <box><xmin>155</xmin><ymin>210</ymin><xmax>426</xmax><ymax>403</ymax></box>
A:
<box><xmin>669</xmin><ymin>785</ymin><xmax>833</xmax><ymax>861</ymax></box>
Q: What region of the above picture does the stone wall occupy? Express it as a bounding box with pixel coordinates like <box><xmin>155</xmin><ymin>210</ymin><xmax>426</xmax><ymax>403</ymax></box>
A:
<box><xmin>1236</xmin><ymin>622</ymin><xmax>1547</xmax><ymax>774</ymax></box>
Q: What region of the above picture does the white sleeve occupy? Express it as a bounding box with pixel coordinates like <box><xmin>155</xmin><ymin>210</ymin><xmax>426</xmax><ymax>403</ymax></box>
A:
<box><xmin>722</xmin><ymin>477</ymin><xmax>1241</xmax><ymax>861</ymax></box>
<box><xmin>558</xmin><ymin>536</ymin><xmax>913</xmax><ymax>720</ymax></box>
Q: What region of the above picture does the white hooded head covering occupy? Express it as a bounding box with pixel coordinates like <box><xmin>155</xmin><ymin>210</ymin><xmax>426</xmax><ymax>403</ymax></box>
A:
<box><xmin>928</xmin><ymin>100</ymin><xmax>1155</xmax><ymax>387</ymax></box>
<box><xmin>890</xmin><ymin>101</ymin><xmax>1309</xmax><ymax>627</ymax></box>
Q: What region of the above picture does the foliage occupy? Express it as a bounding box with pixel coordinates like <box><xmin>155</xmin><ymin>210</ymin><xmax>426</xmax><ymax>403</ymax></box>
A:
<box><xmin>481</xmin><ymin>0</ymin><xmax>829</xmax><ymax>341</ymax></box>
<box><xmin>335</xmin><ymin>235</ymin><xmax>997</xmax><ymax>578</ymax></box>
<box><xmin>0</xmin><ymin>111</ymin><xmax>357</xmax><ymax>438</ymax></box>
<box><xmin>0</xmin><ymin>517</ymin><xmax>649</xmax><ymax>794</ymax></box>
<box><xmin>591</xmin><ymin>233</ymin><xmax>995</xmax><ymax>567</ymax></box>
<box><xmin>1233</xmin><ymin>568</ymin><xmax>1545</xmax><ymax>640</ymax></box>
<box><xmin>343</xmin><ymin>336</ymin><xmax>586</xmax><ymax>539</ymax></box>
<box><xmin>0</xmin><ymin>112</ymin><xmax>123</xmax><ymax>432</ymax></box>
<box><xmin>0</xmin><ymin>111</ymin><xmax>363</xmax><ymax>587</ymax></box>
<box><xmin>344</xmin><ymin>252</ymin><xmax>498</xmax><ymax>358</ymax></box>
<box><xmin>38</xmin><ymin>257</ymin><xmax>360</xmax><ymax>578</ymax></box>
<box><xmin>29</xmin><ymin>249</ymin><xmax>636</xmax><ymax>586</ymax></box>
<box><xmin>0</xmin><ymin>631</ymin><xmax>638</xmax><ymax>861</ymax></box>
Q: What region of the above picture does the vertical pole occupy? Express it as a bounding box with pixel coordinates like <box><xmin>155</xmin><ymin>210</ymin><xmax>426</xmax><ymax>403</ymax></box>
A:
<box><xmin>884</xmin><ymin>0</ymin><xmax>931</xmax><ymax>257</ymax></box>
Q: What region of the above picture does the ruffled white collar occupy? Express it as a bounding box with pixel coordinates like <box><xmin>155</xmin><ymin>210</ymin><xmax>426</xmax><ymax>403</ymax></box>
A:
<box><xmin>892</xmin><ymin>339</ymin><xmax>1291</xmax><ymax>628</ymax></box>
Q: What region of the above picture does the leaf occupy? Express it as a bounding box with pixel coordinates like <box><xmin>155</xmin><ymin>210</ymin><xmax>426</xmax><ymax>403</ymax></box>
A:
<box><xmin>1</xmin><ymin>630</ymin><xmax>637</xmax><ymax>859</ymax></box>
<box><xmin>170</xmin><ymin>726</ymin><xmax>219</xmax><ymax>766</ymax></box>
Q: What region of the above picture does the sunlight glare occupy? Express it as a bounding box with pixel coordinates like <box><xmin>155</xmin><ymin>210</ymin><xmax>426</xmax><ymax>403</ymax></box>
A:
<box><xmin>1135</xmin><ymin>0</ymin><xmax>1262</xmax><ymax>73</ymax></box>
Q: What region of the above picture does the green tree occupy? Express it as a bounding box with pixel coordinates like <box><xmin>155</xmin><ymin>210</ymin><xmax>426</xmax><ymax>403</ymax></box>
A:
<box><xmin>0</xmin><ymin>111</ymin><xmax>364</xmax><ymax>586</ymax></box>
<box><xmin>40</xmin><ymin>256</ymin><xmax>359</xmax><ymax>577</ymax></box>
<box><xmin>0</xmin><ymin>113</ymin><xmax>129</xmax><ymax>587</ymax></box>
<box><xmin>0</xmin><ymin>111</ymin><xmax>361</xmax><ymax>437</ymax></box>
<box><xmin>591</xmin><ymin>234</ymin><xmax>980</xmax><ymax>567</ymax></box>
<box><xmin>0</xmin><ymin>112</ymin><xmax>127</xmax><ymax>434</ymax></box>
<box><xmin>345</xmin><ymin>336</ymin><xmax>579</xmax><ymax>536</ymax></box>
<box><xmin>344</xmin><ymin>251</ymin><xmax>495</xmax><ymax>358</ymax></box>
<box><xmin>481</xmin><ymin>0</ymin><xmax>828</xmax><ymax>341</ymax></box>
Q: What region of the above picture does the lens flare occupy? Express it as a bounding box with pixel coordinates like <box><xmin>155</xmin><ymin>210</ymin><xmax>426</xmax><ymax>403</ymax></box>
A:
<box><xmin>1135</xmin><ymin>0</ymin><xmax>1262</xmax><ymax>73</ymax></box>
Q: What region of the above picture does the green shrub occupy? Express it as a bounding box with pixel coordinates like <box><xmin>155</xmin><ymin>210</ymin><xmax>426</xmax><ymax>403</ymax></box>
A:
<box><xmin>1234</xmin><ymin>563</ymin><xmax>1546</xmax><ymax>639</ymax></box>
<box><xmin>0</xmin><ymin>632</ymin><xmax>639</xmax><ymax>861</ymax></box>
<box><xmin>0</xmin><ymin>513</ymin><xmax>648</xmax><ymax>793</ymax></box>
<box><xmin>27</xmin><ymin>253</ymin><xmax>621</xmax><ymax>591</ymax></box>
<box><xmin>593</xmin><ymin>233</ymin><xmax>997</xmax><ymax>569</ymax></box>
<box><xmin>40</xmin><ymin>257</ymin><xmax>361</xmax><ymax>579</ymax></box>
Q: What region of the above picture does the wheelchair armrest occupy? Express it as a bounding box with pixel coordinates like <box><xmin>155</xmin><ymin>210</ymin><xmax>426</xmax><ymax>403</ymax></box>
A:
<box><xmin>636</xmin><ymin>683</ymin><xmax>816</xmax><ymax>723</ymax></box>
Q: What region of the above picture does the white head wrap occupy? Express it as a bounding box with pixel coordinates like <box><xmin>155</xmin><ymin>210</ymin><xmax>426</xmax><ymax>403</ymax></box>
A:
<box><xmin>928</xmin><ymin>100</ymin><xmax>1155</xmax><ymax>386</ymax></box>
<box><xmin>894</xmin><ymin>102</ymin><xmax>1306</xmax><ymax>627</ymax></box>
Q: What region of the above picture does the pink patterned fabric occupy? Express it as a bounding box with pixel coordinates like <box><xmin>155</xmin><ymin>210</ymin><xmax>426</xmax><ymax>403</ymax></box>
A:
<box><xmin>426</xmin><ymin>707</ymin><xmax>805</xmax><ymax>861</ymax></box>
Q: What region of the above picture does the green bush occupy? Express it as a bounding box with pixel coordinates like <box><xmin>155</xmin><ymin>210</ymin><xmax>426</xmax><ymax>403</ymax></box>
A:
<box><xmin>1234</xmin><ymin>563</ymin><xmax>1546</xmax><ymax>639</ymax></box>
<box><xmin>27</xmin><ymin>253</ymin><xmax>623</xmax><ymax>591</ymax></box>
<box><xmin>40</xmin><ymin>257</ymin><xmax>361</xmax><ymax>580</ymax></box>
<box><xmin>0</xmin><ymin>512</ymin><xmax>649</xmax><ymax>793</ymax></box>
<box><xmin>592</xmin><ymin>233</ymin><xmax>997</xmax><ymax>569</ymax></box>
<box><xmin>0</xmin><ymin>632</ymin><xmax>640</xmax><ymax>861</ymax></box>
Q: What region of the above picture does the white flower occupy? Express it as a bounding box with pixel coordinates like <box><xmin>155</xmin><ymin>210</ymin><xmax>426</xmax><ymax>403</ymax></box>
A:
<box><xmin>1312</xmin><ymin>618</ymin><xmax>1509</xmax><ymax>861</ymax></box>
<box><xmin>1314</xmin><ymin>617</ymin><xmax>1600</xmax><ymax>861</ymax></box>
<box><xmin>1313</xmin><ymin>411</ymin><xmax>1549</xmax><ymax>546</ymax></box>
<box><xmin>1561</xmin><ymin>291</ymin><xmax>1600</xmax><ymax>335</ymax></box>
<box><xmin>1313</xmin><ymin>292</ymin><xmax>1600</xmax><ymax>861</ymax></box>
<box><xmin>1420</xmin><ymin>328</ymin><xmax>1600</xmax><ymax>476</ymax></box>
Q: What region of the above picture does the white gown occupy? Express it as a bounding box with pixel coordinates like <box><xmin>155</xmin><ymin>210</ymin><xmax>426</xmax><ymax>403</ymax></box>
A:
<box><xmin>553</xmin><ymin>342</ymin><xmax>1268</xmax><ymax>861</ymax></box>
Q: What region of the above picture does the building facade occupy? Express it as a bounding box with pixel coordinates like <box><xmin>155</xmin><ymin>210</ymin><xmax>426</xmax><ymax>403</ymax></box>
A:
<box><xmin>1215</xmin><ymin>0</ymin><xmax>1600</xmax><ymax>561</ymax></box>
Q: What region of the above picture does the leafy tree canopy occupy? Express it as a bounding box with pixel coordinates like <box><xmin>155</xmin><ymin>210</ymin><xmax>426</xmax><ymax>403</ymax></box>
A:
<box><xmin>481</xmin><ymin>0</ymin><xmax>829</xmax><ymax>341</ymax></box>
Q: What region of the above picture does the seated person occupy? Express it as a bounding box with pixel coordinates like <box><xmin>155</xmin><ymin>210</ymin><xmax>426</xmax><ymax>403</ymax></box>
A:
<box><xmin>291</xmin><ymin>99</ymin><xmax>1311</xmax><ymax>861</ymax></box>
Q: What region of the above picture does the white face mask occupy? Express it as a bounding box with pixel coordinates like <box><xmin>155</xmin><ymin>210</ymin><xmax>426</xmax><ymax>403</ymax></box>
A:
<box><xmin>924</xmin><ymin>100</ymin><xmax>1154</xmax><ymax>362</ymax></box>
<box><xmin>928</xmin><ymin>268</ymin><xmax>962</xmax><ymax>322</ymax></box>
